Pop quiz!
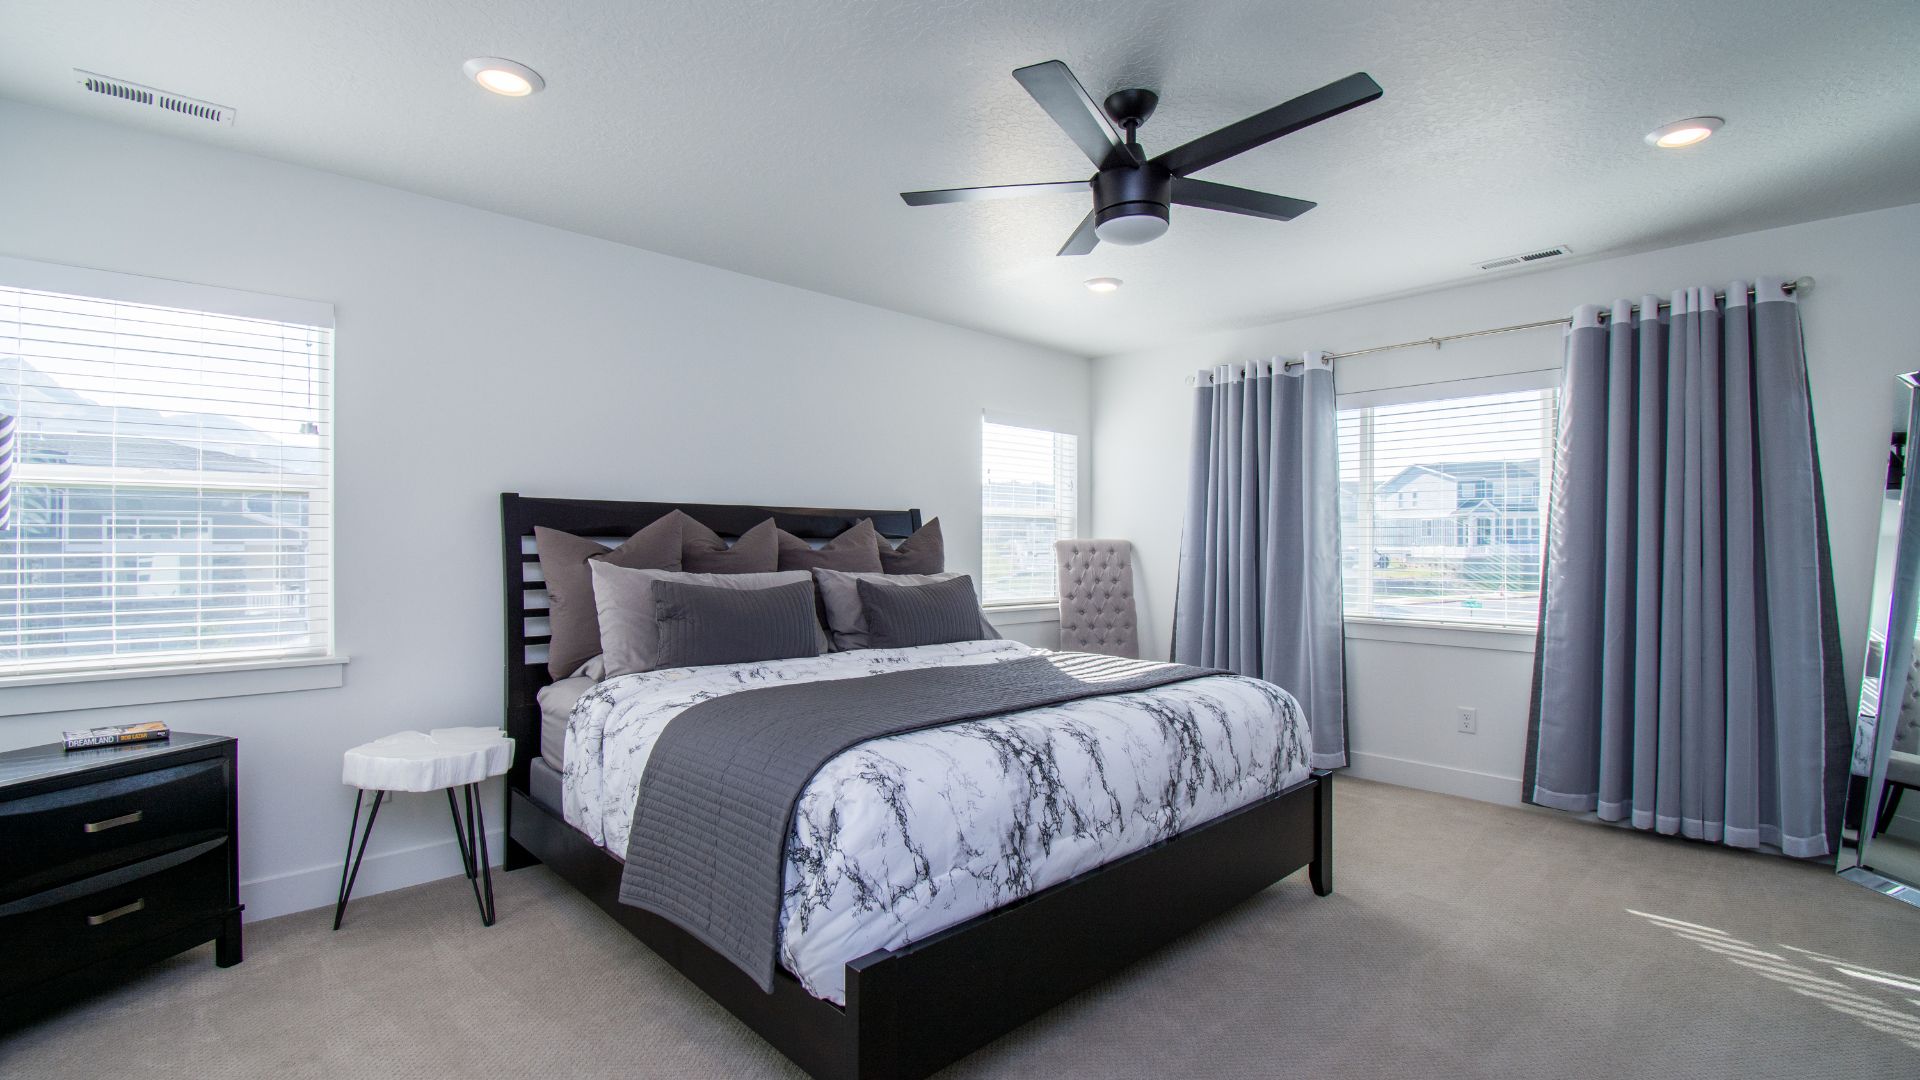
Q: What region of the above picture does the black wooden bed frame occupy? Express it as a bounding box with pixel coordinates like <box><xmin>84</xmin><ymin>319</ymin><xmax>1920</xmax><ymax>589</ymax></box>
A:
<box><xmin>499</xmin><ymin>493</ymin><xmax>1331</xmax><ymax>1080</ymax></box>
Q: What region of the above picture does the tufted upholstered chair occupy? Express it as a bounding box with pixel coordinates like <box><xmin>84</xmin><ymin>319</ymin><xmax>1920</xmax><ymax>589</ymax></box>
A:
<box><xmin>1878</xmin><ymin>644</ymin><xmax>1920</xmax><ymax>834</ymax></box>
<box><xmin>1055</xmin><ymin>539</ymin><xmax>1140</xmax><ymax>659</ymax></box>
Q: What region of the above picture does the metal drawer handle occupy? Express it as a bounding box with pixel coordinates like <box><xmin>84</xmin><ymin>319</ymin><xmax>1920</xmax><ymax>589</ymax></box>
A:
<box><xmin>86</xmin><ymin>898</ymin><xmax>146</xmax><ymax>926</ymax></box>
<box><xmin>83</xmin><ymin>810</ymin><xmax>144</xmax><ymax>833</ymax></box>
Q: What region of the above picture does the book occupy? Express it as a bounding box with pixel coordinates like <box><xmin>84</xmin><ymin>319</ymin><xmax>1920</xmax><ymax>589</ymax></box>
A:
<box><xmin>64</xmin><ymin>721</ymin><xmax>171</xmax><ymax>751</ymax></box>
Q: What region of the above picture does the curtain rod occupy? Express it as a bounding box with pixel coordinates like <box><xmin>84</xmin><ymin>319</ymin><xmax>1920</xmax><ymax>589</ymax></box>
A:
<box><xmin>1268</xmin><ymin>276</ymin><xmax>1814</xmax><ymax>369</ymax></box>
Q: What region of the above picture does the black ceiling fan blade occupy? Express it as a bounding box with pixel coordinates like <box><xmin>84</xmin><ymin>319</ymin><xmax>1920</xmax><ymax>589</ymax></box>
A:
<box><xmin>1056</xmin><ymin>211</ymin><xmax>1099</xmax><ymax>256</ymax></box>
<box><xmin>1171</xmin><ymin>177</ymin><xmax>1316</xmax><ymax>221</ymax></box>
<box><xmin>1153</xmin><ymin>72</ymin><xmax>1382</xmax><ymax>177</ymax></box>
<box><xmin>1013</xmin><ymin>60</ymin><xmax>1129</xmax><ymax>169</ymax></box>
<box><xmin>900</xmin><ymin>180</ymin><xmax>1089</xmax><ymax>206</ymax></box>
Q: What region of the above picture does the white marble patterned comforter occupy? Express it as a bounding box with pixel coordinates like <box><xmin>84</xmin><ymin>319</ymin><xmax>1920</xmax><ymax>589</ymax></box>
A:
<box><xmin>561</xmin><ymin>639</ymin><xmax>1312</xmax><ymax>1005</ymax></box>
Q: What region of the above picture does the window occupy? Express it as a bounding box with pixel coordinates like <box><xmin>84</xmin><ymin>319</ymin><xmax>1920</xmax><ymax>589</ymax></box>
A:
<box><xmin>0</xmin><ymin>263</ymin><xmax>333</xmax><ymax>678</ymax></box>
<box><xmin>1338</xmin><ymin>385</ymin><xmax>1557</xmax><ymax>629</ymax></box>
<box><xmin>981</xmin><ymin>419</ymin><xmax>1077</xmax><ymax>606</ymax></box>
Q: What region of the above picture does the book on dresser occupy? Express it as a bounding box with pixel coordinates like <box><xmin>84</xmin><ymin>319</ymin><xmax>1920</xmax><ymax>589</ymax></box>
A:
<box><xmin>63</xmin><ymin>721</ymin><xmax>171</xmax><ymax>751</ymax></box>
<box><xmin>0</xmin><ymin>731</ymin><xmax>241</xmax><ymax>1026</ymax></box>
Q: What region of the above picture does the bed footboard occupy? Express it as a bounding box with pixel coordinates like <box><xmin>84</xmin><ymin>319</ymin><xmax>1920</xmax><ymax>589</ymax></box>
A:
<box><xmin>509</xmin><ymin>770</ymin><xmax>1330</xmax><ymax>1080</ymax></box>
<box><xmin>843</xmin><ymin>770</ymin><xmax>1327</xmax><ymax>1079</ymax></box>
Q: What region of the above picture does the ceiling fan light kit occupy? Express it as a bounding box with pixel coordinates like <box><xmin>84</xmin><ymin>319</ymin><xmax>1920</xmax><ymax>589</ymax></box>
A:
<box><xmin>901</xmin><ymin>60</ymin><xmax>1381</xmax><ymax>256</ymax></box>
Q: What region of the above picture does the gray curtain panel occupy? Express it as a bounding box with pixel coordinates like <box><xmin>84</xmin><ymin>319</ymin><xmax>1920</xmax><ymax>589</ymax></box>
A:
<box><xmin>1527</xmin><ymin>278</ymin><xmax>1849</xmax><ymax>857</ymax></box>
<box><xmin>1174</xmin><ymin>354</ymin><xmax>1347</xmax><ymax>768</ymax></box>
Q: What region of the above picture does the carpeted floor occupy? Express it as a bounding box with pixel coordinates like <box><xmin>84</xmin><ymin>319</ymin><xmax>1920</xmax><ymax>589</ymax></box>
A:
<box><xmin>5</xmin><ymin>778</ymin><xmax>1918</xmax><ymax>1079</ymax></box>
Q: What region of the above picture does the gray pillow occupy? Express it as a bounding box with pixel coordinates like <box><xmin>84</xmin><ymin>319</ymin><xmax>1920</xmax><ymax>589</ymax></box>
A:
<box><xmin>879</xmin><ymin>517</ymin><xmax>944</xmax><ymax>575</ymax></box>
<box><xmin>812</xmin><ymin>568</ymin><xmax>1000</xmax><ymax>651</ymax></box>
<box><xmin>652</xmin><ymin>579</ymin><xmax>821</xmax><ymax>669</ymax></box>
<box><xmin>680</xmin><ymin>514</ymin><xmax>779</xmax><ymax>573</ymax></box>
<box><xmin>858</xmin><ymin>575</ymin><xmax>985</xmax><ymax>650</ymax></box>
<box><xmin>534</xmin><ymin>516</ymin><xmax>683</xmax><ymax>679</ymax></box>
<box><xmin>590</xmin><ymin>564</ymin><xmax>823</xmax><ymax>677</ymax></box>
<box><xmin>777</xmin><ymin>519</ymin><xmax>883</xmax><ymax>573</ymax></box>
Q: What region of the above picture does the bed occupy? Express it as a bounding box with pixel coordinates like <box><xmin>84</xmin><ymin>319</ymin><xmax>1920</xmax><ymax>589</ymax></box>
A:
<box><xmin>499</xmin><ymin>494</ymin><xmax>1331</xmax><ymax>1080</ymax></box>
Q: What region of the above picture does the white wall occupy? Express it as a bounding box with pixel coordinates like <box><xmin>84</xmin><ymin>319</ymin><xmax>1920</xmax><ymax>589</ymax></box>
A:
<box><xmin>1094</xmin><ymin>202</ymin><xmax>1920</xmax><ymax>804</ymax></box>
<box><xmin>0</xmin><ymin>99</ymin><xmax>1090</xmax><ymax>919</ymax></box>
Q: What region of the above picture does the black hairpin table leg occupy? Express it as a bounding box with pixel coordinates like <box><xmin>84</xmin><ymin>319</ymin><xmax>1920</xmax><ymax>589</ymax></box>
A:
<box><xmin>447</xmin><ymin>787</ymin><xmax>476</xmax><ymax>878</ymax></box>
<box><xmin>333</xmin><ymin>789</ymin><xmax>385</xmax><ymax>931</ymax></box>
<box><xmin>448</xmin><ymin>782</ymin><xmax>495</xmax><ymax>926</ymax></box>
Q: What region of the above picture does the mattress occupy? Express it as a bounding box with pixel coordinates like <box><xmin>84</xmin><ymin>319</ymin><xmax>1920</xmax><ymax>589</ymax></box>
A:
<box><xmin>528</xmin><ymin>756</ymin><xmax>565</xmax><ymax>812</ymax></box>
<box><xmin>561</xmin><ymin>639</ymin><xmax>1312</xmax><ymax>1005</ymax></box>
<box><xmin>537</xmin><ymin>676</ymin><xmax>595</xmax><ymax>770</ymax></box>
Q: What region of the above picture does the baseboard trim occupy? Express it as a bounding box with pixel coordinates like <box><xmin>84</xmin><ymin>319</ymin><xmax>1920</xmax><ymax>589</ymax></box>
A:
<box><xmin>239</xmin><ymin>828</ymin><xmax>504</xmax><ymax>922</ymax></box>
<box><xmin>1346</xmin><ymin>750</ymin><xmax>1523</xmax><ymax>807</ymax></box>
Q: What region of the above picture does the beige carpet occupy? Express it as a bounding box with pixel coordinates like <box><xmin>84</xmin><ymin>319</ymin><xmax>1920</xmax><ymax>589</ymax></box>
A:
<box><xmin>5</xmin><ymin>778</ymin><xmax>1918</xmax><ymax>1079</ymax></box>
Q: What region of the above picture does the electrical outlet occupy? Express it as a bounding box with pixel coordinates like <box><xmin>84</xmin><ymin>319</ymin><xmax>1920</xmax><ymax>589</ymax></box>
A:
<box><xmin>1456</xmin><ymin>707</ymin><xmax>1478</xmax><ymax>734</ymax></box>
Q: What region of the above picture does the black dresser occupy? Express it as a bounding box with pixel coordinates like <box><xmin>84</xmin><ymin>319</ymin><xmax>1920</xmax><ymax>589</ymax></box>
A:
<box><xmin>0</xmin><ymin>732</ymin><xmax>241</xmax><ymax>1020</ymax></box>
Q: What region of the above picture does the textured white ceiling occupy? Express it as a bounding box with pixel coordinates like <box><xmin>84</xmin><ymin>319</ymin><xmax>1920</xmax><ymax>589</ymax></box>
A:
<box><xmin>2</xmin><ymin>0</ymin><xmax>1918</xmax><ymax>356</ymax></box>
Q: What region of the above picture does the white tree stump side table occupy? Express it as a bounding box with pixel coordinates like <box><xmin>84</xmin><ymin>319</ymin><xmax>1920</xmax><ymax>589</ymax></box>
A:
<box><xmin>335</xmin><ymin>727</ymin><xmax>514</xmax><ymax>930</ymax></box>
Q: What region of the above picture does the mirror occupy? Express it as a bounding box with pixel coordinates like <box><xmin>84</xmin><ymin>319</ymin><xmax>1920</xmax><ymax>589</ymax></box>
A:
<box><xmin>1839</xmin><ymin>371</ymin><xmax>1920</xmax><ymax>906</ymax></box>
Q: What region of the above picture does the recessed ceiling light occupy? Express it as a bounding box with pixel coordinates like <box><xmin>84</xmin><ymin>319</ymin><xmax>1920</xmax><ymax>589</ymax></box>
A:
<box><xmin>464</xmin><ymin>57</ymin><xmax>545</xmax><ymax>97</ymax></box>
<box><xmin>1646</xmin><ymin>116</ymin><xmax>1722</xmax><ymax>149</ymax></box>
<box><xmin>1084</xmin><ymin>277</ymin><xmax>1123</xmax><ymax>293</ymax></box>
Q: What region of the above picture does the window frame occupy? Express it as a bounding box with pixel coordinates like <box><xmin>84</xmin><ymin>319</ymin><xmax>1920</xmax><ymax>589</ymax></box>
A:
<box><xmin>979</xmin><ymin>415</ymin><xmax>1081</xmax><ymax>610</ymax></box>
<box><xmin>1336</xmin><ymin>368</ymin><xmax>1559</xmax><ymax>635</ymax></box>
<box><xmin>0</xmin><ymin>256</ymin><xmax>344</xmax><ymax>711</ymax></box>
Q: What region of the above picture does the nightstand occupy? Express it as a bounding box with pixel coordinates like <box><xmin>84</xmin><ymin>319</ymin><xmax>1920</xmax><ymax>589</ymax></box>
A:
<box><xmin>335</xmin><ymin>727</ymin><xmax>511</xmax><ymax>929</ymax></box>
<box><xmin>0</xmin><ymin>732</ymin><xmax>241</xmax><ymax>1023</ymax></box>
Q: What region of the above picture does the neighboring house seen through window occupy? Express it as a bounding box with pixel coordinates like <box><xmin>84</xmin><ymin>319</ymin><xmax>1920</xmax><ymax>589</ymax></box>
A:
<box><xmin>981</xmin><ymin>419</ymin><xmax>1077</xmax><ymax>607</ymax></box>
<box><xmin>0</xmin><ymin>269</ymin><xmax>333</xmax><ymax>678</ymax></box>
<box><xmin>1338</xmin><ymin>386</ymin><xmax>1557</xmax><ymax>629</ymax></box>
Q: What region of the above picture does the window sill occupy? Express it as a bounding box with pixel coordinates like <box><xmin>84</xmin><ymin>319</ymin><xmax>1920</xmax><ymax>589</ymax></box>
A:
<box><xmin>0</xmin><ymin>655</ymin><xmax>350</xmax><ymax>717</ymax></box>
<box><xmin>1343</xmin><ymin>618</ymin><xmax>1536</xmax><ymax>653</ymax></box>
<box><xmin>984</xmin><ymin>603</ymin><xmax>1061</xmax><ymax>626</ymax></box>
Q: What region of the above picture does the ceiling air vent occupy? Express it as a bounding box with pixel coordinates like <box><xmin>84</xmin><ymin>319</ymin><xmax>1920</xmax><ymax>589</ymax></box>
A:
<box><xmin>1476</xmin><ymin>244</ymin><xmax>1571</xmax><ymax>272</ymax></box>
<box><xmin>74</xmin><ymin>70</ymin><xmax>234</xmax><ymax>127</ymax></box>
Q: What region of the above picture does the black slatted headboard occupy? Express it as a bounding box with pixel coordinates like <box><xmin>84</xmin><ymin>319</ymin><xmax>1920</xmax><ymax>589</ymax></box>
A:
<box><xmin>499</xmin><ymin>494</ymin><xmax>923</xmax><ymax>796</ymax></box>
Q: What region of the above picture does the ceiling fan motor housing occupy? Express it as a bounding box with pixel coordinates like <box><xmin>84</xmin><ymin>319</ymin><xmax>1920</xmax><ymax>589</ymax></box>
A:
<box><xmin>1092</xmin><ymin>163</ymin><xmax>1172</xmax><ymax>244</ymax></box>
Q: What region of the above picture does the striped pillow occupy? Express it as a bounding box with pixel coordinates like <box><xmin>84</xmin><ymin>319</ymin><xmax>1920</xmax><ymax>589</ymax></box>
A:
<box><xmin>651</xmin><ymin>579</ymin><xmax>821</xmax><ymax>669</ymax></box>
<box><xmin>857</xmin><ymin>575</ymin><xmax>985</xmax><ymax>650</ymax></box>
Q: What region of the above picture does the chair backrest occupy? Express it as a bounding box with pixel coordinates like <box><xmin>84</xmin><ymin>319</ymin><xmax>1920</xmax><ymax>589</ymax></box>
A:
<box><xmin>1898</xmin><ymin>640</ymin><xmax>1920</xmax><ymax>754</ymax></box>
<box><xmin>1055</xmin><ymin>539</ymin><xmax>1140</xmax><ymax>659</ymax></box>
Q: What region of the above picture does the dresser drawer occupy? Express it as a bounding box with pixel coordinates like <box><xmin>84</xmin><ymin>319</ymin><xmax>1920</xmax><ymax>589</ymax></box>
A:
<box><xmin>0</xmin><ymin>839</ymin><xmax>231</xmax><ymax>995</ymax></box>
<box><xmin>0</xmin><ymin>758</ymin><xmax>228</xmax><ymax>895</ymax></box>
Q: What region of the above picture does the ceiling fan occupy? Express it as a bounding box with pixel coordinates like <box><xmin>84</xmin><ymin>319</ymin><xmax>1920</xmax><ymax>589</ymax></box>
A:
<box><xmin>900</xmin><ymin>60</ymin><xmax>1382</xmax><ymax>256</ymax></box>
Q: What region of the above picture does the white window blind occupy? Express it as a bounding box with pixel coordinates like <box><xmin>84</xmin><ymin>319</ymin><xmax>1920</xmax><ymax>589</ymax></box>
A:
<box><xmin>0</xmin><ymin>275</ymin><xmax>333</xmax><ymax>677</ymax></box>
<box><xmin>1338</xmin><ymin>387</ymin><xmax>1557</xmax><ymax>629</ymax></box>
<box><xmin>982</xmin><ymin>420</ymin><xmax>1077</xmax><ymax>606</ymax></box>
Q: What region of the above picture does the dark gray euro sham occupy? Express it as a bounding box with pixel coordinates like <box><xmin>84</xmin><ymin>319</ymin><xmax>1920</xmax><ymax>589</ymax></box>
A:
<box><xmin>858</xmin><ymin>574</ymin><xmax>983</xmax><ymax>649</ymax></box>
<box><xmin>878</xmin><ymin>517</ymin><xmax>944</xmax><ymax>575</ymax></box>
<box><xmin>651</xmin><ymin>578</ymin><xmax>821</xmax><ymax>669</ymax></box>
<box><xmin>680</xmin><ymin>515</ymin><xmax>780</xmax><ymax>574</ymax></box>
<box><xmin>775</xmin><ymin>519</ymin><xmax>883</xmax><ymax>573</ymax></box>
<box><xmin>533</xmin><ymin>516</ymin><xmax>683</xmax><ymax>679</ymax></box>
